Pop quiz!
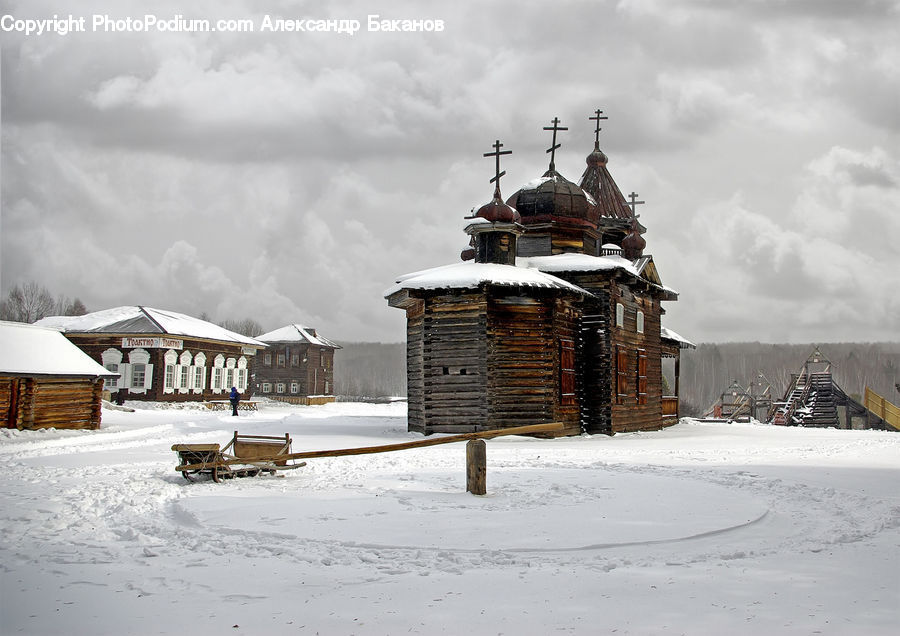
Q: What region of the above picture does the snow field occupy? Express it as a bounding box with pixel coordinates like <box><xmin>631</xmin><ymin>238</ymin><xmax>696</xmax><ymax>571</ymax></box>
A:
<box><xmin>1</xmin><ymin>402</ymin><xmax>898</xmax><ymax>635</ymax></box>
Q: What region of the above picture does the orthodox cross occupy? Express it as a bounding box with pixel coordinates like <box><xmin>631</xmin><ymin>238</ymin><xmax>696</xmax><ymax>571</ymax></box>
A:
<box><xmin>543</xmin><ymin>117</ymin><xmax>568</xmax><ymax>171</ymax></box>
<box><xmin>589</xmin><ymin>109</ymin><xmax>608</xmax><ymax>147</ymax></box>
<box><xmin>627</xmin><ymin>191</ymin><xmax>645</xmax><ymax>216</ymax></box>
<box><xmin>483</xmin><ymin>139</ymin><xmax>512</xmax><ymax>192</ymax></box>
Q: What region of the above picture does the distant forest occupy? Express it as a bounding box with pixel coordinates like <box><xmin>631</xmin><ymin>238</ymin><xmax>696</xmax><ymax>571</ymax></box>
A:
<box><xmin>335</xmin><ymin>341</ymin><xmax>900</xmax><ymax>416</ymax></box>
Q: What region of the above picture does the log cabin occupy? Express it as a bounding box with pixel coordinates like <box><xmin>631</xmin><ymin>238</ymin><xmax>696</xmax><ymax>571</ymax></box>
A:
<box><xmin>1</xmin><ymin>321</ymin><xmax>115</xmax><ymax>429</ymax></box>
<box><xmin>254</xmin><ymin>324</ymin><xmax>341</xmax><ymax>405</ymax></box>
<box><xmin>386</xmin><ymin>115</ymin><xmax>693</xmax><ymax>436</ymax></box>
<box><xmin>35</xmin><ymin>307</ymin><xmax>266</xmax><ymax>403</ymax></box>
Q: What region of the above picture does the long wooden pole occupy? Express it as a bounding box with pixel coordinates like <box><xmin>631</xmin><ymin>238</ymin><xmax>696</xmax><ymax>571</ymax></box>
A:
<box><xmin>175</xmin><ymin>422</ymin><xmax>564</xmax><ymax>472</ymax></box>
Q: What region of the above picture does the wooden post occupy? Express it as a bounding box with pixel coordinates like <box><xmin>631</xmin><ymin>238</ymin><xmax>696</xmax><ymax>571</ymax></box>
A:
<box><xmin>466</xmin><ymin>439</ymin><xmax>486</xmax><ymax>495</ymax></box>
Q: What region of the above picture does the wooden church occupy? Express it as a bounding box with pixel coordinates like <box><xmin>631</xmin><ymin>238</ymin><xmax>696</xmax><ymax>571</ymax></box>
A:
<box><xmin>386</xmin><ymin>112</ymin><xmax>692</xmax><ymax>436</ymax></box>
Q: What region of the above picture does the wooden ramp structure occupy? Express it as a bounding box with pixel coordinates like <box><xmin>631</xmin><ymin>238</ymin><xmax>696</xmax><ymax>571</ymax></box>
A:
<box><xmin>704</xmin><ymin>373</ymin><xmax>774</xmax><ymax>422</ymax></box>
<box><xmin>770</xmin><ymin>347</ymin><xmax>897</xmax><ymax>430</ymax></box>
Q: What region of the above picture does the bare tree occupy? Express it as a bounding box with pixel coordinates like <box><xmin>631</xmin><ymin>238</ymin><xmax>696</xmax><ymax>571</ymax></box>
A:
<box><xmin>0</xmin><ymin>282</ymin><xmax>57</xmax><ymax>323</ymax></box>
<box><xmin>54</xmin><ymin>295</ymin><xmax>88</xmax><ymax>316</ymax></box>
<box><xmin>219</xmin><ymin>318</ymin><xmax>264</xmax><ymax>337</ymax></box>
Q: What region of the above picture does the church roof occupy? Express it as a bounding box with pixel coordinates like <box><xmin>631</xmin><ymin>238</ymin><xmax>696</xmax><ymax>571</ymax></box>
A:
<box><xmin>506</xmin><ymin>170</ymin><xmax>597</xmax><ymax>228</ymax></box>
<box><xmin>385</xmin><ymin>261</ymin><xmax>590</xmax><ymax>297</ymax></box>
<box><xmin>578</xmin><ymin>148</ymin><xmax>635</xmax><ymax>222</ymax></box>
<box><xmin>35</xmin><ymin>306</ymin><xmax>266</xmax><ymax>347</ymax></box>
<box><xmin>661</xmin><ymin>327</ymin><xmax>696</xmax><ymax>349</ymax></box>
<box><xmin>256</xmin><ymin>324</ymin><xmax>341</xmax><ymax>349</ymax></box>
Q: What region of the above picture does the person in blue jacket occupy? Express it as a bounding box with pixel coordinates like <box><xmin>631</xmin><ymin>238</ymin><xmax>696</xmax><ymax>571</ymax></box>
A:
<box><xmin>229</xmin><ymin>386</ymin><xmax>240</xmax><ymax>416</ymax></box>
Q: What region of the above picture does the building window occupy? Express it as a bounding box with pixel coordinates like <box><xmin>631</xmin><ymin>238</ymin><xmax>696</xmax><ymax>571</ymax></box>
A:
<box><xmin>291</xmin><ymin>354</ymin><xmax>299</xmax><ymax>366</ymax></box>
<box><xmin>290</xmin><ymin>382</ymin><xmax>299</xmax><ymax>394</ymax></box>
<box><xmin>132</xmin><ymin>364</ymin><xmax>147</xmax><ymax>388</ymax></box>
<box><xmin>127</xmin><ymin>349</ymin><xmax>152</xmax><ymax>393</ymax></box>
<box><xmin>636</xmin><ymin>310</ymin><xmax>644</xmax><ymax>334</ymax></box>
<box><xmin>212</xmin><ymin>354</ymin><xmax>225</xmax><ymax>393</ymax></box>
<box><xmin>101</xmin><ymin>348</ymin><xmax>123</xmax><ymax>391</ymax></box>
<box><xmin>264</xmin><ymin>353</ymin><xmax>272</xmax><ymax>366</ymax></box>
<box><xmin>236</xmin><ymin>357</ymin><xmax>248</xmax><ymax>392</ymax></box>
<box><xmin>262</xmin><ymin>383</ymin><xmax>271</xmax><ymax>393</ymax></box>
<box><xmin>276</xmin><ymin>382</ymin><xmax>286</xmax><ymax>394</ymax></box>
<box><xmin>616</xmin><ymin>303</ymin><xmax>625</xmax><ymax>328</ymax></box>
<box><xmin>637</xmin><ymin>349</ymin><xmax>648</xmax><ymax>405</ymax></box>
<box><xmin>616</xmin><ymin>347</ymin><xmax>628</xmax><ymax>404</ymax></box>
<box><xmin>559</xmin><ymin>338</ymin><xmax>576</xmax><ymax>406</ymax></box>
<box><xmin>277</xmin><ymin>353</ymin><xmax>286</xmax><ymax>367</ymax></box>
<box><xmin>192</xmin><ymin>353</ymin><xmax>207</xmax><ymax>392</ymax></box>
<box><xmin>163</xmin><ymin>349</ymin><xmax>178</xmax><ymax>393</ymax></box>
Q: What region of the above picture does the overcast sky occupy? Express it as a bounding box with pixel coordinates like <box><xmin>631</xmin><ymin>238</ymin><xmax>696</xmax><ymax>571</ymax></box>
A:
<box><xmin>2</xmin><ymin>0</ymin><xmax>899</xmax><ymax>344</ymax></box>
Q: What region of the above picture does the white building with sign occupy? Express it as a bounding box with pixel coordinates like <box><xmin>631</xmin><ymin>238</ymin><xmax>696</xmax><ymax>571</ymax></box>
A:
<box><xmin>36</xmin><ymin>306</ymin><xmax>267</xmax><ymax>403</ymax></box>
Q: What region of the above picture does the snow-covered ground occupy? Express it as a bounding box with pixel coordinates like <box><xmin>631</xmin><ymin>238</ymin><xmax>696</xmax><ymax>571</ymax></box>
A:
<box><xmin>1</xmin><ymin>402</ymin><xmax>898</xmax><ymax>635</ymax></box>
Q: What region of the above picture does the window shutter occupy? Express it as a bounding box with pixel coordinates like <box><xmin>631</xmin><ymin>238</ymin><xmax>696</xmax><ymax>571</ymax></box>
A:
<box><xmin>143</xmin><ymin>364</ymin><xmax>154</xmax><ymax>390</ymax></box>
<box><xmin>119</xmin><ymin>363</ymin><xmax>130</xmax><ymax>389</ymax></box>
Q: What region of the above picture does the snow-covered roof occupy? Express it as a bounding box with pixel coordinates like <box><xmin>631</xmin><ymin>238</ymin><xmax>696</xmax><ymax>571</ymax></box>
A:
<box><xmin>0</xmin><ymin>321</ymin><xmax>117</xmax><ymax>378</ymax></box>
<box><xmin>385</xmin><ymin>262</ymin><xmax>591</xmax><ymax>297</ymax></box>
<box><xmin>519</xmin><ymin>253</ymin><xmax>642</xmax><ymax>278</ymax></box>
<box><xmin>661</xmin><ymin>327</ymin><xmax>696</xmax><ymax>349</ymax></box>
<box><xmin>35</xmin><ymin>306</ymin><xmax>266</xmax><ymax>347</ymax></box>
<box><xmin>256</xmin><ymin>324</ymin><xmax>342</xmax><ymax>349</ymax></box>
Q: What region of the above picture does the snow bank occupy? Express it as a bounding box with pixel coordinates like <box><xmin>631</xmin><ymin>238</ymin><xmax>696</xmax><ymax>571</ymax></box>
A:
<box><xmin>1</xmin><ymin>404</ymin><xmax>897</xmax><ymax>635</ymax></box>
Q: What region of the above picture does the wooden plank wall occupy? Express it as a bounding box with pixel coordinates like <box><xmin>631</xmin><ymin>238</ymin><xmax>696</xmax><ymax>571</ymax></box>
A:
<box><xmin>1</xmin><ymin>378</ymin><xmax>17</xmax><ymax>428</ymax></box>
<box><xmin>551</xmin><ymin>297</ymin><xmax>583</xmax><ymax>435</ymax></box>
<box><xmin>422</xmin><ymin>293</ymin><xmax>487</xmax><ymax>433</ymax></box>
<box><xmin>3</xmin><ymin>377</ymin><xmax>102</xmax><ymax>430</ymax></box>
<box><xmin>578</xmin><ymin>294</ymin><xmax>612</xmax><ymax>434</ymax></box>
<box><xmin>406</xmin><ymin>300</ymin><xmax>425</xmax><ymax>432</ymax></box>
<box><xmin>486</xmin><ymin>294</ymin><xmax>556</xmax><ymax>430</ymax></box>
<box><xmin>608</xmin><ymin>281</ymin><xmax>666</xmax><ymax>433</ymax></box>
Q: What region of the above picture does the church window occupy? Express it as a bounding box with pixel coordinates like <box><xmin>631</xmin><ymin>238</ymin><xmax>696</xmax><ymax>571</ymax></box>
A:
<box><xmin>560</xmin><ymin>338</ymin><xmax>576</xmax><ymax>406</ymax></box>
<box><xmin>616</xmin><ymin>347</ymin><xmax>628</xmax><ymax>404</ymax></box>
<box><xmin>637</xmin><ymin>349</ymin><xmax>648</xmax><ymax>405</ymax></box>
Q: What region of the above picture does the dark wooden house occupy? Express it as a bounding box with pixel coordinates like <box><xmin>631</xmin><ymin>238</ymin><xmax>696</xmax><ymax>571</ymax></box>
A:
<box><xmin>254</xmin><ymin>324</ymin><xmax>341</xmax><ymax>405</ymax></box>
<box><xmin>1</xmin><ymin>321</ymin><xmax>115</xmax><ymax>429</ymax></box>
<box><xmin>387</xmin><ymin>116</ymin><xmax>691</xmax><ymax>436</ymax></box>
<box><xmin>35</xmin><ymin>306</ymin><xmax>266</xmax><ymax>403</ymax></box>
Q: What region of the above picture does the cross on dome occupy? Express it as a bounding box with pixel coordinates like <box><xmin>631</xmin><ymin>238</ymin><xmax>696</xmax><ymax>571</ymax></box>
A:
<box><xmin>483</xmin><ymin>139</ymin><xmax>512</xmax><ymax>195</ymax></box>
<box><xmin>543</xmin><ymin>117</ymin><xmax>568</xmax><ymax>172</ymax></box>
<box><xmin>627</xmin><ymin>191</ymin><xmax>645</xmax><ymax>216</ymax></box>
<box><xmin>589</xmin><ymin>109</ymin><xmax>608</xmax><ymax>148</ymax></box>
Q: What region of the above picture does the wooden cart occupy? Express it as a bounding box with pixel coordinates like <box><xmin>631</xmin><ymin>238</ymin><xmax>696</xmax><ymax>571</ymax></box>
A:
<box><xmin>173</xmin><ymin>431</ymin><xmax>305</xmax><ymax>483</ymax></box>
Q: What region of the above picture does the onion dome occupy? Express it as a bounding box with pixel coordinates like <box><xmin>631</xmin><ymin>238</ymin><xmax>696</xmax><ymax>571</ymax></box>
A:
<box><xmin>474</xmin><ymin>185</ymin><xmax>520</xmax><ymax>223</ymax></box>
<box><xmin>621</xmin><ymin>217</ymin><xmax>646</xmax><ymax>259</ymax></box>
<box><xmin>506</xmin><ymin>169</ymin><xmax>597</xmax><ymax>228</ymax></box>
<box><xmin>586</xmin><ymin>147</ymin><xmax>608</xmax><ymax>168</ymax></box>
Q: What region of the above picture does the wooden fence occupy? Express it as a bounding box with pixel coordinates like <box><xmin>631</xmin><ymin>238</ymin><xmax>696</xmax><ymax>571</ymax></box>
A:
<box><xmin>865</xmin><ymin>388</ymin><xmax>900</xmax><ymax>431</ymax></box>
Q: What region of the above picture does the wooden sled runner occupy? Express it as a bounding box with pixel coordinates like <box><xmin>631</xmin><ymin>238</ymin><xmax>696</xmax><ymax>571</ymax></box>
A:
<box><xmin>173</xmin><ymin>431</ymin><xmax>306</xmax><ymax>483</ymax></box>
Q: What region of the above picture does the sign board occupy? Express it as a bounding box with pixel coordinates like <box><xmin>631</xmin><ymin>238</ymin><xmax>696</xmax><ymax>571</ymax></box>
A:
<box><xmin>121</xmin><ymin>337</ymin><xmax>184</xmax><ymax>350</ymax></box>
<box><xmin>241</xmin><ymin>346</ymin><xmax>258</xmax><ymax>356</ymax></box>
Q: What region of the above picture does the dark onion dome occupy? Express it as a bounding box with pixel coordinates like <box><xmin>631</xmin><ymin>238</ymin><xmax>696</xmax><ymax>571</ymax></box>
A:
<box><xmin>505</xmin><ymin>168</ymin><xmax>598</xmax><ymax>228</ymax></box>
<box><xmin>473</xmin><ymin>186</ymin><xmax>521</xmax><ymax>223</ymax></box>
<box><xmin>621</xmin><ymin>217</ymin><xmax>647</xmax><ymax>259</ymax></box>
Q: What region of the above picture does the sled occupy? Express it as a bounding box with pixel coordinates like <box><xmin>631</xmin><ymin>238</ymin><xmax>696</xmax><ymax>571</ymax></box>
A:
<box><xmin>173</xmin><ymin>431</ymin><xmax>306</xmax><ymax>483</ymax></box>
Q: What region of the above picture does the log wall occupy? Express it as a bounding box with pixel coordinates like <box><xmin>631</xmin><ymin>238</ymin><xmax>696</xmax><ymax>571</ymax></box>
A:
<box><xmin>607</xmin><ymin>281</ymin><xmax>666</xmax><ymax>433</ymax></box>
<box><xmin>406</xmin><ymin>300</ymin><xmax>425</xmax><ymax>432</ymax></box>
<box><xmin>1</xmin><ymin>375</ymin><xmax>102</xmax><ymax>430</ymax></box>
<box><xmin>421</xmin><ymin>293</ymin><xmax>487</xmax><ymax>433</ymax></box>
